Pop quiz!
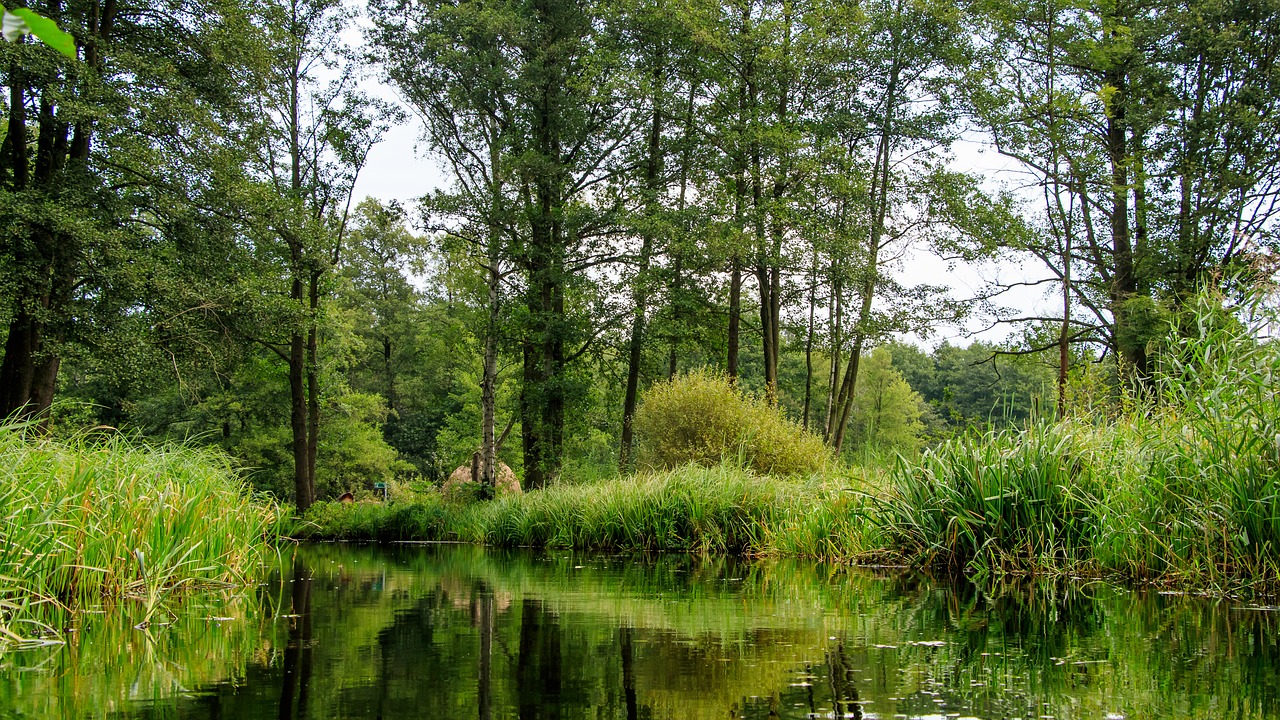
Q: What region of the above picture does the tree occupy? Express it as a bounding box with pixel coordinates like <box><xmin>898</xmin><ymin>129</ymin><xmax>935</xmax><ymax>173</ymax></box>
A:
<box><xmin>0</xmin><ymin>0</ymin><xmax>265</xmax><ymax>420</ymax></box>
<box><xmin>847</xmin><ymin>347</ymin><xmax>924</xmax><ymax>455</ymax></box>
<box><xmin>968</xmin><ymin>0</ymin><xmax>1280</xmax><ymax>386</ymax></box>
<box><xmin>233</xmin><ymin>0</ymin><xmax>391</xmax><ymax>510</ymax></box>
<box><xmin>371</xmin><ymin>0</ymin><xmax>634</xmax><ymax>489</ymax></box>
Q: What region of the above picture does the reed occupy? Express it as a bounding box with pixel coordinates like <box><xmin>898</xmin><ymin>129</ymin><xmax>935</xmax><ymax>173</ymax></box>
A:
<box><xmin>0</xmin><ymin>423</ymin><xmax>283</xmax><ymax>648</ymax></box>
<box><xmin>879</xmin><ymin>286</ymin><xmax>1280</xmax><ymax>588</ymax></box>
<box><xmin>299</xmin><ymin>462</ymin><xmax>885</xmax><ymax>560</ymax></box>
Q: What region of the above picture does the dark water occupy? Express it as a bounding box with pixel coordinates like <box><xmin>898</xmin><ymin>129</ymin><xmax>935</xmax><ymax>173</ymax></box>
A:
<box><xmin>3</xmin><ymin>543</ymin><xmax>1280</xmax><ymax>719</ymax></box>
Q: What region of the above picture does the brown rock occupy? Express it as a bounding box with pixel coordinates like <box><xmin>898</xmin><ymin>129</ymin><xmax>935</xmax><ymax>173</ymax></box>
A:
<box><xmin>442</xmin><ymin>460</ymin><xmax>521</xmax><ymax>499</ymax></box>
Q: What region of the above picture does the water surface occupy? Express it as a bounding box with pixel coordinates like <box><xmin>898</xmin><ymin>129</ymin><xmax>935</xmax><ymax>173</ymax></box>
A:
<box><xmin>3</xmin><ymin>543</ymin><xmax>1278</xmax><ymax>719</ymax></box>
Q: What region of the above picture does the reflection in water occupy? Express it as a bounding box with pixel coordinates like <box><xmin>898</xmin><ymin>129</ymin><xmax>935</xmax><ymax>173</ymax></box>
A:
<box><xmin>1</xmin><ymin>543</ymin><xmax>1278</xmax><ymax>719</ymax></box>
<box><xmin>479</xmin><ymin>582</ymin><xmax>493</xmax><ymax>720</ymax></box>
<box><xmin>278</xmin><ymin>555</ymin><xmax>313</xmax><ymax>720</ymax></box>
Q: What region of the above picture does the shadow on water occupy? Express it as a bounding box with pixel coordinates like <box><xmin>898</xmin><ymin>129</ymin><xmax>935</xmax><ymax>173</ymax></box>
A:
<box><xmin>2</xmin><ymin>542</ymin><xmax>1279</xmax><ymax>719</ymax></box>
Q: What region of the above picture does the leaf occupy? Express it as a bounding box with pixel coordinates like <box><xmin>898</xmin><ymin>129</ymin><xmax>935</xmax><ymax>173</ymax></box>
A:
<box><xmin>9</xmin><ymin>8</ymin><xmax>76</xmax><ymax>58</ymax></box>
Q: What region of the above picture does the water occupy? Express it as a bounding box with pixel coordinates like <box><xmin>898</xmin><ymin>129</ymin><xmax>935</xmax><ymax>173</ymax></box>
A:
<box><xmin>3</xmin><ymin>543</ymin><xmax>1279</xmax><ymax>719</ymax></box>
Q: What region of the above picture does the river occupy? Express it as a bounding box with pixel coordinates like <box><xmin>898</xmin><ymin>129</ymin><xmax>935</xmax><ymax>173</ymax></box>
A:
<box><xmin>3</xmin><ymin>542</ymin><xmax>1278</xmax><ymax>719</ymax></box>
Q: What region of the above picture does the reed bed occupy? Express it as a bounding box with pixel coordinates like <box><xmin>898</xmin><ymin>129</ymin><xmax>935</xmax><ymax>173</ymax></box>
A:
<box><xmin>879</xmin><ymin>288</ymin><xmax>1280</xmax><ymax>589</ymax></box>
<box><xmin>298</xmin><ymin>463</ymin><xmax>885</xmax><ymax>558</ymax></box>
<box><xmin>0</xmin><ymin>424</ymin><xmax>283</xmax><ymax>649</ymax></box>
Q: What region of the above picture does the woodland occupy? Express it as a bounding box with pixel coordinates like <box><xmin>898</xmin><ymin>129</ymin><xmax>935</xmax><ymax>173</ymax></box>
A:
<box><xmin>1</xmin><ymin>0</ymin><xmax>1277</xmax><ymax>514</ymax></box>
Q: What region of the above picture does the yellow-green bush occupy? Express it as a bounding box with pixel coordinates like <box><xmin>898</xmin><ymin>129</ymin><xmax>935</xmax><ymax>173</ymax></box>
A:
<box><xmin>634</xmin><ymin>369</ymin><xmax>828</xmax><ymax>476</ymax></box>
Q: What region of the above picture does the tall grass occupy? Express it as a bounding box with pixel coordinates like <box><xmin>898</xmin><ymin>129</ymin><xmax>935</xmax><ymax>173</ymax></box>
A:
<box><xmin>0</xmin><ymin>423</ymin><xmax>283</xmax><ymax>648</ymax></box>
<box><xmin>879</xmin><ymin>286</ymin><xmax>1280</xmax><ymax>589</ymax></box>
<box><xmin>299</xmin><ymin>463</ymin><xmax>885</xmax><ymax>558</ymax></box>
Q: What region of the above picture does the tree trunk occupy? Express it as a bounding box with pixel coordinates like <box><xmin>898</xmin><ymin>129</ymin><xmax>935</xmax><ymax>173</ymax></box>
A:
<box><xmin>822</xmin><ymin>254</ymin><xmax>843</xmax><ymax>442</ymax></box>
<box><xmin>289</xmin><ymin>273</ymin><xmax>313</xmax><ymax>512</ymax></box>
<box><xmin>1105</xmin><ymin>67</ymin><xmax>1146</xmax><ymax>380</ymax></box>
<box><xmin>727</xmin><ymin>257</ymin><xmax>741</xmax><ymax>380</ymax></box>
<box><xmin>519</xmin><ymin>0</ymin><xmax>571</xmax><ymax>489</ymax></box>
<box><xmin>802</xmin><ymin>246</ymin><xmax>817</xmax><ymax>430</ymax></box>
<box><xmin>306</xmin><ymin>271</ymin><xmax>320</xmax><ymax>497</ymax></box>
<box><xmin>0</xmin><ymin>67</ymin><xmax>39</xmax><ymax>417</ymax></box>
<box><xmin>481</xmin><ymin>117</ymin><xmax>503</xmax><ymax>493</ymax></box>
<box><xmin>830</xmin><ymin>62</ymin><xmax>899</xmax><ymax>454</ymax></box>
<box><xmin>620</xmin><ymin>64</ymin><xmax>664</xmax><ymax>472</ymax></box>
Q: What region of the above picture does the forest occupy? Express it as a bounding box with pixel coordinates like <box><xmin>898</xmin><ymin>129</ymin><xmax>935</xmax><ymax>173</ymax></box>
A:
<box><xmin>1</xmin><ymin>0</ymin><xmax>1277</xmax><ymax>519</ymax></box>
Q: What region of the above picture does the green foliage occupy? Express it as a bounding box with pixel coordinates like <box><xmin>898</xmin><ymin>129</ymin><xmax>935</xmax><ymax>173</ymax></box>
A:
<box><xmin>878</xmin><ymin>286</ymin><xmax>1280</xmax><ymax>589</ymax></box>
<box><xmin>314</xmin><ymin>391</ymin><xmax>415</xmax><ymax>498</ymax></box>
<box><xmin>878</xmin><ymin>421</ymin><xmax>1102</xmax><ymax>574</ymax></box>
<box><xmin>634</xmin><ymin>369</ymin><xmax>828</xmax><ymax>476</ymax></box>
<box><xmin>297</xmin><ymin>496</ymin><xmax>449</xmax><ymax>542</ymax></box>
<box><xmin>847</xmin><ymin>348</ymin><xmax>926</xmax><ymax>456</ymax></box>
<box><xmin>889</xmin><ymin>341</ymin><xmax>1054</xmax><ymax>433</ymax></box>
<box><xmin>0</xmin><ymin>423</ymin><xmax>282</xmax><ymax>648</ymax></box>
<box><xmin>2</xmin><ymin>8</ymin><xmax>76</xmax><ymax>57</ymax></box>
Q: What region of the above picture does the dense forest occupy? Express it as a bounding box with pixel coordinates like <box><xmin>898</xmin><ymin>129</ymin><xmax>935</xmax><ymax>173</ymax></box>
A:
<box><xmin>1</xmin><ymin>0</ymin><xmax>1276</xmax><ymax>512</ymax></box>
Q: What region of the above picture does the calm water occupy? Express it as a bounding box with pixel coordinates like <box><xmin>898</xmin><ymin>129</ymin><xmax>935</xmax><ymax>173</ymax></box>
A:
<box><xmin>3</xmin><ymin>543</ymin><xmax>1279</xmax><ymax>719</ymax></box>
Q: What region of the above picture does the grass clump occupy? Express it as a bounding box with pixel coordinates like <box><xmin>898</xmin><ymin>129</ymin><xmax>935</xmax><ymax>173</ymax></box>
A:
<box><xmin>878</xmin><ymin>286</ymin><xmax>1280</xmax><ymax>590</ymax></box>
<box><xmin>296</xmin><ymin>495</ymin><xmax>450</xmax><ymax>541</ymax></box>
<box><xmin>634</xmin><ymin>368</ymin><xmax>828</xmax><ymax>475</ymax></box>
<box><xmin>0</xmin><ymin>424</ymin><xmax>282</xmax><ymax>648</ymax></box>
<box><xmin>878</xmin><ymin>421</ymin><xmax>1104</xmax><ymax>575</ymax></box>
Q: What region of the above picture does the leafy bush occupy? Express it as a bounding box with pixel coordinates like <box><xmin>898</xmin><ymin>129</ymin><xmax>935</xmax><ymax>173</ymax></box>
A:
<box><xmin>634</xmin><ymin>369</ymin><xmax>827</xmax><ymax>476</ymax></box>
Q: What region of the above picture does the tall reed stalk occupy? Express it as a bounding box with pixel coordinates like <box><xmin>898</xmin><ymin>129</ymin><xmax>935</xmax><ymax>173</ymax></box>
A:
<box><xmin>879</xmin><ymin>285</ymin><xmax>1280</xmax><ymax>589</ymax></box>
<box><xmin>0</xmin><ymin>423</ymin><xmax>282</xmax><ymax>648</ymax></box>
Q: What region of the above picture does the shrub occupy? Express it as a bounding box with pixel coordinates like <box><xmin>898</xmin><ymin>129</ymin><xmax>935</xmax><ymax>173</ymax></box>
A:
<box><xmin>634</xmin><ymin>368</ymin><xmax>827</xmax><ymax>476</ymax></box>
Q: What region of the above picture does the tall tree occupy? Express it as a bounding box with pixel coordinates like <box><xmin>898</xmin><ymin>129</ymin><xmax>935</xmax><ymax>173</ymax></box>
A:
<box><xmin>240</xmin><ymin>0</ymin><xmax>389</xmax><ymax>510</ymax></box>
<box><xmin>372</xmin><ymin>0</ymin><xmax>634</xmax><ymax>488</ymax></box>
<box><xmin>0</xmin><ymin>0</ymin><xmax>263</xmax><ymax>419</ymax></box>
<box><xmin>969</xmin><ymin>0</ymin><xmax>1280</xmax><ymax>385</ymax></box>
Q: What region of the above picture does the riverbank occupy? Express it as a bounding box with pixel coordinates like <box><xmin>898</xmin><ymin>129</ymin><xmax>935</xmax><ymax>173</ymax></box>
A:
<box><xmin>299</xmin><ymin>380</ymin><xmax>1278</xmax><ymax>595</ymax></box>
<box><xmin>298</xmin><ymin>290</ymin><xmax>1280</xmax><ymax>595</ymax></box>
<box><xmin>0</xmin><ymin>424</ymin><xmax>283</xmax><ymax>649</ymax></box>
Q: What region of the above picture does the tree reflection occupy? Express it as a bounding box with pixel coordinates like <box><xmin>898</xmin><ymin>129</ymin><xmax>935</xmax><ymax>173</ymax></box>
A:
<box><xmin>278</xmin><ymin>556</ymin><xmax>313</xmax><ymax>720</ymax></box>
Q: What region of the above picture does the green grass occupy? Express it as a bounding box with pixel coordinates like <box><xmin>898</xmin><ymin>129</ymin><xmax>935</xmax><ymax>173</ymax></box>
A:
<box><xmin>0</xmin><ymin>424</ymin><xmax>283</xmax><ymax>649</ymax></box>
<box><xmin>301</xmin><ymin>286</ymin><xmax>1280</xmax><ymax>594</ymax></box>
<box><xmin>878</xmin><ymin>287</ymin><xmax>1280</xmax><ymax>590</ymax></box>
<box><xmin>297</xmin><ymin>463</ymin><xmax>886</xmax><ymax>558</ymax></box>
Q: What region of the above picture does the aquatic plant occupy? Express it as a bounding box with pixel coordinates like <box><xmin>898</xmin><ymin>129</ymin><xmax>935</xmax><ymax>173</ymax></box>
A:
<box><xmin>0</xmin><ymin>423</ymin><xmax>283</xmax><ymax>648</ymax></box>
<box><xmin>878</xmin><ymin>285</ymin><xmax>1280</xmax><ymax>588</ymax></box>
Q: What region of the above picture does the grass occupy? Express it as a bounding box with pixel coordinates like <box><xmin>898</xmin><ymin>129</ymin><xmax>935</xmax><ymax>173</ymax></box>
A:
<box><xmin>301</xmin><ymin>285</ymin><xmax>1279</xmax><ymax>594</ymax></box>
<box><xmin>878</xmin><ymin>286</ymin><xmax>1280</xmax><ymax>590</ymax></box>
<box><xmin>297</xmin><ymin>462</ymin><xmax>886</xmax><ymax>558</ymax></box>
<box><xmin>0</xmin><ymin>423</ymin><xmax>283</xmax><ymax>649</ymax></box>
